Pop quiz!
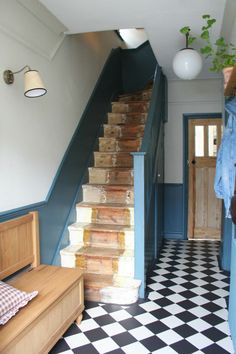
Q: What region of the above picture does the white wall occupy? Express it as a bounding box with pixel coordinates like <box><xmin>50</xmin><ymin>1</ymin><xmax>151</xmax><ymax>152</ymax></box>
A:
<box><xmin>0</xmin><ymin>1</ymin><xmax>121</xmax><ymax>212</ymax></box>
<box><xmin>165</xmin><ymin>79</ymin><xmax>223</xmax><ymax>183</ymax></box>
<box><xmin>119</xmin><ymin>29</ymin><xmax>148</xmax><ymax>48</ymax></box>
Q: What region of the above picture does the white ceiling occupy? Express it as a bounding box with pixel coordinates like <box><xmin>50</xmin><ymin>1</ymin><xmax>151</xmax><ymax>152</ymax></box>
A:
<box><xmin>39</xmin><ymin>0</ymin><xmax>236</xmax><ymax>80</ymax></box>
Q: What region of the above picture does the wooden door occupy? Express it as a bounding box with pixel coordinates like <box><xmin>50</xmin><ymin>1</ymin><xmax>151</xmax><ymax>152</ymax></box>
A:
<box><xmin>188</xmin><ymin>118</ymin><xmax>222</xmax><ymax>239</ymax></box>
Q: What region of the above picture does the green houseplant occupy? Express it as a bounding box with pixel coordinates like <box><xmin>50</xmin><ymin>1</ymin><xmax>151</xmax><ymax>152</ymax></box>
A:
<box><xmin>199</xmin><ymin>14</ymin><xmax>236</xmax><ymax>72</ymax></box>
<box><xmin>180</xmin><ymin>14</ymin><xmax>236</xmax><ymax>85</ymax></box>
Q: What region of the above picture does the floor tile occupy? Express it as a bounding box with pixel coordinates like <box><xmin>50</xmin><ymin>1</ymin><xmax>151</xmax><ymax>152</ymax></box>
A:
<box><xmin>122</xmin><ymin>341</ymin><xmax>150</xmax><ymax>354</ymax></box>
<box><xmin>111</xmin><ymin>332</ymin><xmax>136</xmax><ymax>347</ymax></box>
<box><xmin>50</xmin><ymin>240</ymin><xmax>234</xmax><ymax>354</ymax></box>
<box><xmin>92</xmin><ymin>337</ymin><xmax>119</xmax><ymax>354</ymax></box>
<box><xmin>102</xmin><ymin>322</ymin><xmax>126</xmax><ymax>336</ymax></box>
<box><xmin>130</xmin><ymin>325</ymin><xmax>152</xmax><ymax>340</ymax></box>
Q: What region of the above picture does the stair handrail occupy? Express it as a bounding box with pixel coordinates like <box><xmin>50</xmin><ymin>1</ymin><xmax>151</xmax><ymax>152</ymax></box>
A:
<box><xmin>132</xmin><ymin>64</ymin><xmax>167</xmax><ymax>297</ymax></box>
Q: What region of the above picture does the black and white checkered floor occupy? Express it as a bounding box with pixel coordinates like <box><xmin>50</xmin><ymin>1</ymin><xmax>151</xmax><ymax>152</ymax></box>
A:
<box><xmin>50</xmin><ymin>240</ymin><xmax>234</xmax><ymax>354</ymax></box>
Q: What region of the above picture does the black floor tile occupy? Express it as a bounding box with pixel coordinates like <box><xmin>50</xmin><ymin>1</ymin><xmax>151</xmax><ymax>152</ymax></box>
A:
<box><xmin>50</xmin><ymin>240</ymin><xmax>233</xmax><ymax>354</ymax></box>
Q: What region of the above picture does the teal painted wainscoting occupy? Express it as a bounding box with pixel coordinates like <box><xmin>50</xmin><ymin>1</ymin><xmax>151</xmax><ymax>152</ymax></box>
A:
<box><xmin>164</xmin><ymin>183</ymin><xmax>184</xmax><ymax>240</ymax></box>
<box><xmin>220</xmin><ymin>216</ymin><xmax>232</xmax><ymax>272</ymax></box>
<box><xmin>229</xmin><ymin>229</ymin><xmax>236</xmax><ymax>353</ymax></box>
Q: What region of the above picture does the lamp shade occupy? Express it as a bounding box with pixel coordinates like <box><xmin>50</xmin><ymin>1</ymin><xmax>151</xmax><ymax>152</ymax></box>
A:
<box><xmin>173</xmin><ymin>48</ymin><xmax>202</xmax><ymax>80</ymax></box>
<box><xmin>24</xmin><ymin>70</ymin><xmax>47</xmax><ymax>98</ymax></box>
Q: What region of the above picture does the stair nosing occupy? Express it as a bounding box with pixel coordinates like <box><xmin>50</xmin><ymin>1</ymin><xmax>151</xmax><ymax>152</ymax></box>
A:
<box><xmin>76</xmin><ymin>202</ymin><xmax>134</xmax><ymax>208</ymax></box>
<box><xmin>69</xmin><ymin>222</ymin><xmax>134</xmax><ymax>232</ymax></box>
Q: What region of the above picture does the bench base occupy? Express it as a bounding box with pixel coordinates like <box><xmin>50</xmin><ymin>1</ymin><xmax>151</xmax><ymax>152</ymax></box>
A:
<box><xmin>0</xmin><ymin>265</ymin><xmax>84</xmax><ymax>354</ymax></box>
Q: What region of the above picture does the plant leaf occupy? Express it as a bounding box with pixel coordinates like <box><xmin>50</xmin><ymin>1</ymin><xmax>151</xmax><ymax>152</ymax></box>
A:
<box><xmin>200</xmin><ymin>45</ymin><xmax>212</xmax><ymax>55</ymax></box>
<box><xmin>201</xmin><ymin>30</ymin><xmax>209</xmax><ymax>40</ymax></box>
<box><xmin>215</xmin><ymin>37</ymin><xmax>226</xmax><ymax>46</ymax></box>
<box><xmin>207</xmin><ymin>19</ymin><xmax>216</xmax><ymax>27</ymax></box>
<box><xmin>180</xmin><ymin>26</ymin><xmax>190</xmax><ymax>35</ymax></box>
<box><xmin>188</xmin><ymin>36</ymin><xmax>196</xmax><ymax>45</ymax></box>
<box><xmin>202</xmin><ymin>14</ymin><xmax>210</xmax><ymax>19</ymax></box>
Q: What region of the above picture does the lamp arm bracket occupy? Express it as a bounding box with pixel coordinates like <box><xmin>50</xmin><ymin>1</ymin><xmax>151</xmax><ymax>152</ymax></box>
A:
<box><xmin>12</xmin><ymin>65</ymin><xmax>31</xmax><ymax>74</ymax></box>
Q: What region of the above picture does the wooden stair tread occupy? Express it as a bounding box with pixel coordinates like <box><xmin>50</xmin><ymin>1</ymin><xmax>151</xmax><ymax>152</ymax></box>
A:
<box><xmin>112</xmin><ymin>100</ymin><xmax>150</xmax><ymax>104</ymax></box>
<box><xmin>77</xmin><ymin>202</ymin><xmax>133</xmax><ymax>208</ymax></box>
<box><xmin>94</xmin><ymin>151</ymin><xmax>132</xmax><ymax>155</ymax></box>
<box><xmin>88</xmin><ymin>167</ymin><xmax>133</xmax><ymax>171</ymax></box>
<box><xmin>84</xmin><ymin>273</ymin><xmax>140</xmax><ymax>289</ymax></box>
<box><xmin>108</xmin><ymin>112</ymin><xmax>147</xmax><ymax>115</ymax></box>
<box><xmin>75</xmin><ymin>246</ymin><xmax>130</xmax><ymax>257</ymax></box>
<box><xmin>82</xmin><ymin>184</ymin><xmax>133</xmax><ymax>190</ymax></box>
<box><xmin>104</xmin><ymin>124</ymin><xmax>145</xmax><ymax>128</ymax></box>
<box><xmin>99</xmin><ymin>137</ymin><xmax>142</xmax><ymax>141</ymax></box>
<box><xmin>69</xmin><ymin>222</ymin><xmax>134</xmax><ymax>232</ymax></box>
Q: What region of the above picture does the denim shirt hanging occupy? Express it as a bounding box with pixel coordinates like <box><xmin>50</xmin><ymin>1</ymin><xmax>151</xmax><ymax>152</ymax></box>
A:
<box><xmin>214</xmin><ymin>98</ymin><xmax>236</xmax><ymax>217</ymax></box>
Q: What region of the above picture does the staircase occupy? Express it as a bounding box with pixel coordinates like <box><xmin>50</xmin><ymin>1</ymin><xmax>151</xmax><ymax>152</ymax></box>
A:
<box><xmin>60</xmin><ymin>86</ymin><xmax>152</xmax><ymax>304</ymax></box>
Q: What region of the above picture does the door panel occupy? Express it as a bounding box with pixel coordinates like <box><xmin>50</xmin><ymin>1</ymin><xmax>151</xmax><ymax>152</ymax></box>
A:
<box><xmin>188</xmin><ymin>118</ymin><xmax>222</xmax><ymax>239</ymax></box>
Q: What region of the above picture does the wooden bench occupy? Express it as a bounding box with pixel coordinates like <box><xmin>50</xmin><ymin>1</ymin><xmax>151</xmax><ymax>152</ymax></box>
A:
<box><xmin>0</xmin><ymin>212</ymin><xmax>84</xmax><ymax>354</ymax></box>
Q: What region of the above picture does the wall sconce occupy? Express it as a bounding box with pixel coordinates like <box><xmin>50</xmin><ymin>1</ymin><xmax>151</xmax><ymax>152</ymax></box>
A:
<box><xmin>3</xmin><ymin>65</ymin><xmax>47</xmax><ymax>98</ymax></box>
<box><xmin>172</xmin><ymin>29</ymin><xmax>202</xmax><ymax>80</ymax></box>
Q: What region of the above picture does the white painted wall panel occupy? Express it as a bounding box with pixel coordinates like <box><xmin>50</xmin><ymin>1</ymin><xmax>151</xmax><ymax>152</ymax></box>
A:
<box><xmin>165</xmin><ymin>79</ymin><xmax>223</xmax><ymax>183</ymax></box>
<box><xmin>0</xmin><ymin>5</ymin><xmax>121</xmax><ymax>212</ymax></box>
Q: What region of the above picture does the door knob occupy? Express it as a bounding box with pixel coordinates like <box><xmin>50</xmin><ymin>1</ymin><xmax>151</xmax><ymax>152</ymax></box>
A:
<box><xmin>192</xmin><ymin>160</ymin><xmax>196</xmax><ymax>165</ymax></box>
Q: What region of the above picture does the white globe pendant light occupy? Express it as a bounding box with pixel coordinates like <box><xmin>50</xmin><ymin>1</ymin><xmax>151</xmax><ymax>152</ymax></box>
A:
<box><xmin>173</xmin><ymin>28</ymin><xmax>202</xmax><ymax>80</ymax></box>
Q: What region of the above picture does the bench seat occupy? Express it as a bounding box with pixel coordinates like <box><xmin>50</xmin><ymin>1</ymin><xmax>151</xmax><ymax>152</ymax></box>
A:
<box><xmin>0</xmin><ymin>265</ymin><xmax>84</xmax><ymax>354</ymax></box>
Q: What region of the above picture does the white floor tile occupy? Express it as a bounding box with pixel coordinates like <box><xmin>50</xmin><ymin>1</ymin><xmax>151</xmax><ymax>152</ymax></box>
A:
<box><xmin>129</xmin><ymin>326</ymin><xmax>153</xmax><ymax>340</ymax></box>
<box><xmin>158</xmin><ymin>329</ymin><xmax>183</xmax><ymax>345</ymax></box>
<box><xmin>166</xmin><ymin>293</ymin><xmax>186</xmax><ymax>303</ymax></box>
<box><xmin>78</xmin><ymin>318</ymin><xmax>100</xmax><ymax>332</ymax></box>
<box><xmin>186</xmin><ymin>333</ymin><xmax>213</xmax><ymax>349</ymax></box>
<box><xmin>139</xmin><ymin>301</ymin><xmax>160</xmax><ymax>312</ymax></box>
<box><xmin>189</xmin><ymin>306</ymin><xmax>210</xmax><ymax>318</ymax></box>
<box><xmin>153</xmin><ymin>346</ymin><xmax>178</xmax><ymax>354</ymax></box>
<box><xmin>65</xmin><ymin>333</ymin><xmax>90</xmax><ymax>348</ymax></box>
<box><xmin>190</xmin><ymin>296</ymin><xmax>209</xmax><ymax>306</ymax></box>
<box><xmin>122</xmin><ymin>341</ymin><xmax>150</xmax><ymax>354</ymax></box>
<box><xmin>93</xmin><ymin>337</ymin><xmax>119</xmax><ymax>354</ymax></box>
<box><xmin>110</xmin><ymin>309</ymin><xmax>132</xmax><ymax>321</ymax></box>
<box><xmin>217</xmin><ymin>336</ymin><xmax>235</xmax><ymax>353</ymax></box>
<box><xmin>102</xmin><ymin>322</ymin><xmax>126</xmax><ymax>336</ymax></box>
<box><xmin>134</xmin><ymin>312</ymin><xmax>157</xmax><ymax>325</ymax></box>
<box><xmin>188</xmin><ymin>318</ymin><xmax>211</xmax><ymax>332</ymax></box>
<box><xmin>161</xmin><ymin>315</ymin><xmax>184</xmax><ymax>329</ymax></box>
<box><xmin>164</xmin><ymin>303</ymin><xmax>185</xmax><ymax>315</ymax></box>
<box><xmin>86</xmin><ymin>306</ymin><xmax>107</xmax><ymax>318</ymax></box>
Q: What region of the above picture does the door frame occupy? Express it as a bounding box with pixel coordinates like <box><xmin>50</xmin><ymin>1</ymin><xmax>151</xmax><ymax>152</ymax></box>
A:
<box><xmin>183</xmin><ymin>113</ymin><xmax>222</xmax><ymax>240</ymax></box>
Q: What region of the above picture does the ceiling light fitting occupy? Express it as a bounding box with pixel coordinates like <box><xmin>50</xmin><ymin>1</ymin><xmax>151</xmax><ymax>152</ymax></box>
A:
<box><xmin>3</xmin><ymin>65</ymin><xmax>47</xmax><ymax>98</ymax></box>
<box><xmin>172</xmin><ymin>29</ymin><xmax>202</xmax><ymax>80</ymax></box>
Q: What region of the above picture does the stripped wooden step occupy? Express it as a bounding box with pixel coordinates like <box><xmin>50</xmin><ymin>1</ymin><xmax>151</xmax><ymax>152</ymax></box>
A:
<box><xmin>88</xmin><ymin>167</ymin><xmax>133</xmax><ymax>185</ymax></box>
<box><xmin>68</xmin><ymin>223</ymin><xmax>134</xmax><ymax>249</ymax></box>
<box><xmin>82</xmin><ymin>184</ymin><xmax>134</xmax><ymax>204</ymax></box>
<box><xmin>108</xmin><ymin>112</ymin><xmax>147</xmax><ymax>125</ymax></box>
<box><xmin>60</xmin><ymin>85</ymin><xmax>151</xmax><ymax>304</ymax></box>
<box><xmin>118</xmin><ymin>88</ymin><xmax>152</xmax><ymax>102</ymax></box>
<box><xmin>99</xmin><ymin>137</ymin><xmax>142</xmax><ymax>152</ymax></box>
<box><xmin>84</xmin><ymin>273</ymin><xmax>141</xmax><ymax>303</ymax></box>
<box><xmin>112</xmin><ymin>101</ymin><xmax>149</xmax><ymax>113</ymax></box>
<box><xmin>103</xmin><ymin>124</ymin><xmax>145</xmax><ymax>138</ymax></box>
<box><xmin>94</xmin><ymin>152</ymin><xmax>132</xmax><ymax>168</ymax></box>
<box><xmin>61</xmin><ymin>246</ymin><xmax>134</xmax><ymax>276</ymax></box>
<box><xmin>76</xmin><ymin>202</ymin><xmax>134</xmax><ymax>226</ymax></box>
